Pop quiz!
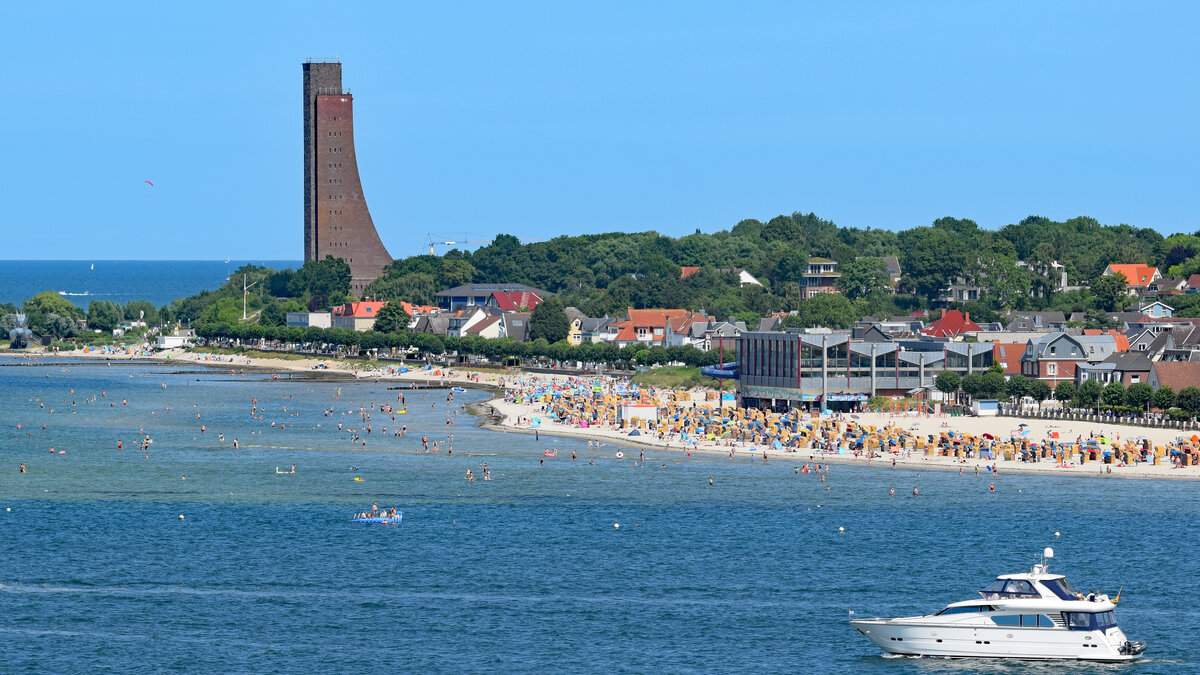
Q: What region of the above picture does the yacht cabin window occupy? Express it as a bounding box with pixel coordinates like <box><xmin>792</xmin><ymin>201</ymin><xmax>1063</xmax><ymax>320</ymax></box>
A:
<box><xmin>1066</xmin><ymin>611</ymin><xmax>1117</xmax><ymax>631</ymax></box>
<box><xmin>992</xmin><ymin>614</ymin><xmax>1058</xmax><ymax>627</ymax></box>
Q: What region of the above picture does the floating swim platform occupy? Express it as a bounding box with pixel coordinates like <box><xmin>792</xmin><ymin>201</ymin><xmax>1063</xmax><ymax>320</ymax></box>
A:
<box><xmin>452</xmin><ymin>387</ymin><xmax>466</xmax><ymax>392</ymax></box>
<box><xmin>351</xmin><ymin>513</ymin><xmax>402</xmax><ymax>525</ymax></box>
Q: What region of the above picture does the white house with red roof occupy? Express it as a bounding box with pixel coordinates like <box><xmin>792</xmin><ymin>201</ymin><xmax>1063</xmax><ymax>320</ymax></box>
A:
<box><xmin>1103</xmin><ymin>263</ymin><xmax>1161</xmax><ymax>295</ymax></box>
<box><xmin>331</xmin><ymin>301</ymin><xmax>389</xmax><ymax>332</ymax></box>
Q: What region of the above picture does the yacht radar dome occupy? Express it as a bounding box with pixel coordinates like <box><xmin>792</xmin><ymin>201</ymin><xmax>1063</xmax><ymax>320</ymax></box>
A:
<box><xmin>1044</xmin><ymin>547</ymin><xmax>1054</xmax><ymax>559</ymax></box>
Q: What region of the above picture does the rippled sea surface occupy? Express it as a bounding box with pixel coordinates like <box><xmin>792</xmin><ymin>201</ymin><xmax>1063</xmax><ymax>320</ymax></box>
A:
<box><xmin>0</xmin><ymin>358</ymin><xmax>1195</xmax><ymax>673</ymax></box>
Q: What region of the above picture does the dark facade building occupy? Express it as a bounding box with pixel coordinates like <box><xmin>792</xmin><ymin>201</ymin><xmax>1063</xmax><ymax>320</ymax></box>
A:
<box><xmin>736</xmin><ymin>331</ymin><xmax>995</xmax><ymax>410</ymax></box>
<box><xmin>302</xmin><ymin>61</ymin><xmax>393</xmax><ymax>294</ymax></box>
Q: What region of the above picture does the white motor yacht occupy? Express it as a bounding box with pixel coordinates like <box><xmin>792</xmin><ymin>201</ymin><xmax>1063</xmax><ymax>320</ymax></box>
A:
<box><xmin>850</xmin><ymin>548</ymin><xmax>1146</xmax><ymax>661</ymax></box>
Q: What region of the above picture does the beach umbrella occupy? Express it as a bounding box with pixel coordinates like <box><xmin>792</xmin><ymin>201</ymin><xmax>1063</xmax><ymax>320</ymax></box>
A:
<box><xmin>982</xmin><ymin>433</ymin><xmax>995</xmax><ymax>439</ymax></box>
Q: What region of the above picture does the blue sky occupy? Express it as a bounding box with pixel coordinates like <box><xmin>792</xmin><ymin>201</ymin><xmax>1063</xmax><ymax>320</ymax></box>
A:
<box><xmin>3</xmin><ymin>2</ymin><xmax>1197</xmax><ymax>260</ymax></box>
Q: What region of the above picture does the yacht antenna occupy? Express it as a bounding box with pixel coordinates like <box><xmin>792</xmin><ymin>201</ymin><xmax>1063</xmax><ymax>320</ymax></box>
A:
<box><xmin>1042</xmin><ymin>546</ymin><xmax>1054</xmax><ymax>573</ymax></box>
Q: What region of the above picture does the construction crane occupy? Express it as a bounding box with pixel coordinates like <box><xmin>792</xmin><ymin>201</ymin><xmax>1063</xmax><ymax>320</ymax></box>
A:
<box><xmin>423</xmin><ymin>234</ymin><xmax>543</xmax><ymax>255</ymax></box>
<box><xmin>424</xmin><ymin>234</ymin><xmax>490</xmax><ymax>255</ymax></box>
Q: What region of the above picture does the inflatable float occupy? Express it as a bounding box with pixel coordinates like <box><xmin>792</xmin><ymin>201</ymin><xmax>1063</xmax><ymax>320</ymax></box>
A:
<box><xmin>351</xmin><ymin>512</ymin><xmax>402</xmax><ymax>525</ymax></box>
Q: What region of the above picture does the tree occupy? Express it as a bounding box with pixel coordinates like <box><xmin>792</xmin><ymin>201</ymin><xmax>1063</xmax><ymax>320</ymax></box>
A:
<box><xmin>785</xmin><ymin>293</ymin><xmax>857</xmax><ymax>329</ymax></box>
<box><xmin>935</xmin><ymin>370</ymin><xmax>961</xmax><ymax>395</ymax></box>
<box><xmin>960</xmin><ymin>373</ymin><xmax>985</xmax><ymax>399</ymax></box>
<box><xmin>42</xmin><ymin>313</ymin><xmax>81</xmax><ymax>339</ymax></box>
<box><xmin>1005</xmin><ymin>374</ymin><xmax>1031</xmax><ymax>400</ymax></box>
<box><xmin>371</xmin><ymin>303</ymin><xmax>410</xmax><ymax>333</ymax></box>
<box><xmin>23</xmin><ymin>291</ymin><xmax>84</xmax><ymax>336</ymax></box>
<box><xmin>529</xmin><ymin>297</ymin><xmax>569</xmax><ymax>343</ymax></box>
<box><xmin>1054</xmin><ymin>381</ymin><xmax>1077</xmax><ymax>402</ymax></box>
<box><xmin>1090</xmin><ymin>273</ymin><xmax>1127</xmax><ymax>312</ymax></box>
<box><xmin>1077</xmin><ymin>379</ymin><xmax>1103</xmax><ymax>407</ymax></box>
<box><xmin>1177</xmin><ymin>386</ymin><xmax>1200</xmax><ymax>414</ymax></box>
<box><xmin>836</xmin><ymin>257</ymin><xmax>892</xmax><ymax>299</ymax></box>
<box><xmin>123</xmin><ymin>300</ymin><xmax>160</xmax><ymax>325</ymax></box>
<box><xmin>897</xmin><ymin>223</ymin><xmax>975</xmax><ymax>301</ymax></box>
<box><xmin>259</xmin><ymin>302</ymin><xmax>286</xmax><ymax>327</ymax></box>
<box><xmin>981</xmin><ymin>371</ymin><xmax>1006</xmax><ymax>399</ymax></box>
<box><xmin>86</xmin><ymin>300</ymin><xmax>123</xmax><ymax>332</ymax></box>
<box><xmin>1153</xmin><ymin>385</ymin><xmax>1177</xmax><ymax>411</ymax></box>
<box><xmin>1102</xmin><ymin>381</ymin><xmax>1126</xmax><ymax>407</ymax></box>
<box><xmin>1029</xmin><ymin>380</ymin><xmax>1052</xmax><ymax>402</ymax></box>
<box><xmin>1125</xmin><ymin>383</ymin><xmax>1153</xmax><ymax>410</ymax></box>
<box><xmin>288</xmin><ymin>255</ymin><xmax>351</xmax><ymax>299</ymax></box>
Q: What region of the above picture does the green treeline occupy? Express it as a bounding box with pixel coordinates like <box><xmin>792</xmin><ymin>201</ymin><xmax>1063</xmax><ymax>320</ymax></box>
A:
<box><xmin>359</xmin><ymin>214</ymin><xmax>1200</xmax><ymax>325</ymax></box>
<box><xmin>194</xmin><ymin>323</ymin><xmax>725</xmax><ymax>369</ymax></box>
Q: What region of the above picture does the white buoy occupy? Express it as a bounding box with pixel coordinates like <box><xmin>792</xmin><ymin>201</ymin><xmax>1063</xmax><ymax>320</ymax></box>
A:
<box><xmin>838</xmin><ymin>526</ymin><xmax>845</xmax><ymax>533</ymax></box>
<box><xmin>5</xmin><ymin>507</ymin><xmax>9</xmax><ymax>512</ymax></box>
<box><xmin>179</xmin><ymin>514</ymin><xmax>185</xmax><ymax>520</ymax></box>
<box><xmin>613</xmin><ymin>523</ymin><xmax>620</xmax><ymax>529</ymax></box>
<box><xmin>1054</xmin><ymin>531</ymin><xmax>1060</xmax><ymax>538</ymax></box>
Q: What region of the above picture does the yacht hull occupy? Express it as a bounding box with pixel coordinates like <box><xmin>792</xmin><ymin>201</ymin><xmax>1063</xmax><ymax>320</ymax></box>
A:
<box><xmin>851</xmin><ymin>619</ymin><xmax>1137</xmax><ymax>662</ymax></box>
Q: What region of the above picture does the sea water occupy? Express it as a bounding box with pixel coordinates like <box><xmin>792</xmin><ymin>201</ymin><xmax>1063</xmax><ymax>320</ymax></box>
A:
<box><xmin>0</xmin><ymin>358</ymin><xmax>1195</xmax><ymax>673</ymax></box>
<box><xmin>0</xmin><ymin>260</ymin><xmax>302</xmax><ymax>310</ymax></box>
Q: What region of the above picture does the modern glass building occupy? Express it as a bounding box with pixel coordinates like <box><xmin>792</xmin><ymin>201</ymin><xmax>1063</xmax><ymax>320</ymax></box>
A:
<box><xmin>737</xmin><ymin>331</ymin><xmax>995</xmax><ymax>410</ymax></box>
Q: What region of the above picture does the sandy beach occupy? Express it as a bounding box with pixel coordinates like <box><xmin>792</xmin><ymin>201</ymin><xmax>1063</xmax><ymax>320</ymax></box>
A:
<box><xmin>41</xmin><ymin>346</ymin><xmax>1200</xmax><ymax>481</ymax></box>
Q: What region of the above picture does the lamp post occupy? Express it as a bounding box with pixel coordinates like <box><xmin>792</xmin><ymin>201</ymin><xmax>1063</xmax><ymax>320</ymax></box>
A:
<box><xmin>243</xmin><ymin>274</ymin><xmax>259</xmax><ymax>321</ymax></box>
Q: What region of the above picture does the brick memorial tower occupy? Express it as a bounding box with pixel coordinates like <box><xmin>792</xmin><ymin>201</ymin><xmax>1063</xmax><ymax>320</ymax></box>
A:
<box><xmin>302</xmin><ymin>61</ymin><xmax>393</xmax><ymax>294</ymax></box>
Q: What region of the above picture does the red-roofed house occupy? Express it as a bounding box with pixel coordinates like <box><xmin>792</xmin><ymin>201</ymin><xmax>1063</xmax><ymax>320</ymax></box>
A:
<box><xmin>399</xmin><ymin>302</ymin><xmax>440</xmax><ymax>318</ymax></box>
<box><xmin>1187</xmin><ymin>274</ymin><xmax>1200</xmax><ymax>292</ymax></box>
<box><xmin>1103</xmin><ymin>264</ymin><xmax>1161</xmax><ymax>295</ymax></box>
<box><xmin>1149</xmin><ymin>361</ymin><xmax>1200</xmax><ymax>391</ymax></box>
<box><xmin>488</xmin><ymin>291</ymin><xmax>543</xmax><ymax>312</ymax></box>
<box><xmin>921</xmin><ymin>310</ymin><xmax>982</xmax><ymax>338</ymax></box>
<box><xmin>606</xmin><ymin>309</ymin><xmax>707</xmax><ymax>348</ymax></box>
<box><xmin>331</xmin><ymin>301</ymin><xmax>388</xmax><ymax>331</ymax></box>
<box><xmin>991</xmin><ymin>342</ymin><xmax>1028</xmax><ymax>376</ymax></box>
<box><xmin>680</xmin><ymin>266</ymin><xmax>702</xmax><ymax>279</ymax></box>
<box><xmin>463</xmin><ymin>314</ymin><xmax>504</xmax><ymax>339</ymax></box>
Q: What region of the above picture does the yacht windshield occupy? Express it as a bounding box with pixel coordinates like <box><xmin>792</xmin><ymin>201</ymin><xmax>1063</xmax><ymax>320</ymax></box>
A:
<box><xmin>937</xmin><ymin>605</ymin><xmax>994</xmax><ymax>615</ymax></box>
<box><xmin>1042</xmin><ymin>578</ymin><xmax>1078</xmax><ymax>601</ymax></box>
<box><xmin>980</xmin><ymin>579</ymin><xmax>1040</xmax><ymax>599</ymax></box>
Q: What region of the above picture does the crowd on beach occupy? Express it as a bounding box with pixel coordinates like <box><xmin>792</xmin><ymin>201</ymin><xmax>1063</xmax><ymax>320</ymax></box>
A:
<box><xmin>497</xmin><ymin>374</ymin><xmax>1200</xmax><ymax>478</ymax></box>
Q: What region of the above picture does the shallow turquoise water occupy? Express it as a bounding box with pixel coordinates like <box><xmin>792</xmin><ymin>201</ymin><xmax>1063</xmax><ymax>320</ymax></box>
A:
<box><xmin>0</xmin><ymin>358</ymin><xmax>1195</xmax><ymax>673</ymax></box>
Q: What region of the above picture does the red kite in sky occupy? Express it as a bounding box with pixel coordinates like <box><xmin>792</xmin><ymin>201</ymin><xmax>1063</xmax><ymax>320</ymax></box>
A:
<box><xmin>144</xmin><ymin>180</ymin><xmax>154</xmax><ymax>186</ymax></box>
